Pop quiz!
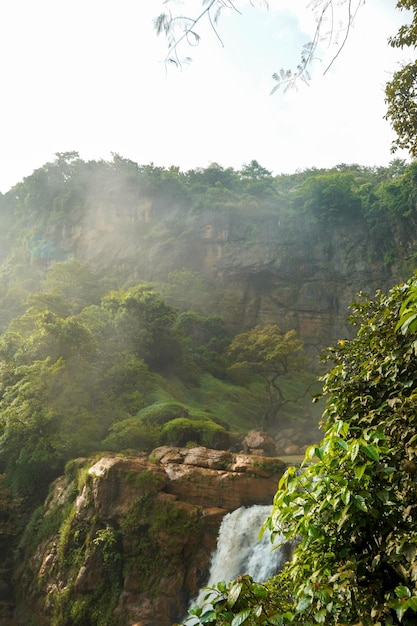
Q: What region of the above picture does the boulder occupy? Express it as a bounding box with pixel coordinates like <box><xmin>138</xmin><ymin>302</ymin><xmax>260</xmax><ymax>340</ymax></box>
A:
<box><xmin>242</xmin><ymin>430</ymin><xmax>277</xmax><ymax>456</ymax></box>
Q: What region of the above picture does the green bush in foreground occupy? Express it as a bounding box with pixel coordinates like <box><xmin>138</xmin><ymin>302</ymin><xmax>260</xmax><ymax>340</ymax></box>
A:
<box><xmin>182</xmin><ymin>275</ymin><xmax>417</xmax><ymax>625</ymax></box>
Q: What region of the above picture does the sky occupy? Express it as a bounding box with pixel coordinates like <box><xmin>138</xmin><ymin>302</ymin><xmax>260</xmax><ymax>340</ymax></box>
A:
<box><xmin>0</xmin><ymin>0</ymin><xmax>413</xmax><ymax>192</ymax></box>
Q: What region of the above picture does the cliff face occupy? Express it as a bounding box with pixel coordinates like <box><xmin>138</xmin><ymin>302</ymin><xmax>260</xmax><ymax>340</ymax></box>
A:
<box><xmin>193</xmin><ymin>212</ymin><xmax>391</xmax><ymax>349</ymax></box>
<box><xmin>14</xmin><ymin>447</ymin><xmax>285</xmax><ymax>626</ymax></box>
<box><xmin>48</xmin><ymin>200</ymin><xmax>404</xmax><ymax>353</ymax></box>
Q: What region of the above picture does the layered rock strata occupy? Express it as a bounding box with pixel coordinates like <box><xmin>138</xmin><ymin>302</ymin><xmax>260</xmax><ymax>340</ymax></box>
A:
<box><xmin>13</xmin><ymin>447</ymin><xmax>286</xmax><ymax>626</ymax></box>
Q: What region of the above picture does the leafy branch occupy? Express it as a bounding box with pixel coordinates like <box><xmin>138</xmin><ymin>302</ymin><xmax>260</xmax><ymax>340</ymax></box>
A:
<box><xmin>154</xmin><ymin>1</ymin><xmax>364</xmax><ymax>91</ymax></box>
<box><xmin>154</xmin><ymin>0</ymin><xmax>244</xmax><ymax>69</ymax></box>
<box><xmin>272</xmin><ymin>0</ymin><xmax>364</xmax><ymax>93</ymax></box>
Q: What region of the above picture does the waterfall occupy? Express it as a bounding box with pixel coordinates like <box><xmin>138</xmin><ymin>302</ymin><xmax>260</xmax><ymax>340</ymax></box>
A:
<box><xmin>191</xmin><ymin>505</ymin><xmax>288</xmax><ymax>612</ymax></box>
<box><xmin>206</xmin><ymin>505</ymin><xmax>283</xmax><ymax>584</ymax></box>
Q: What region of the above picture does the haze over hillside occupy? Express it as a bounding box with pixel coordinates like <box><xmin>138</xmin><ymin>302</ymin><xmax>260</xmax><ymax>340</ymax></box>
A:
<box><xmin>0</xmin><ymin>152</ymin><xmax>417</xmax><ymax>624</ymax></box>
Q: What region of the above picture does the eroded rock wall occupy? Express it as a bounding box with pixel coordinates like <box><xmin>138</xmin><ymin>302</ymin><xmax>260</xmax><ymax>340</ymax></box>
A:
<box><xmin>59</xmin><ymin>202</ymin><xmax>403</xmax><ymax>354</ymax></box>
<box><xmin>14</xmin><ymin>448</ymin><xmax>285</xmax><ymax>626</ymax></box>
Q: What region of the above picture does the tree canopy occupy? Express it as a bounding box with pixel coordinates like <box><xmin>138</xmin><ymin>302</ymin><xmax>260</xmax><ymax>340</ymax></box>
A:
<box><xmin>2</xmin><ymin>155</ymin><xmax>417</xmax><ymax>494</ymax></box>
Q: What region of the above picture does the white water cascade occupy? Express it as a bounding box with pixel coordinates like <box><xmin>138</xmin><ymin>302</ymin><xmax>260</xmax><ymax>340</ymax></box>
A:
<box><xmin>192</xmin><ymin>505</ymin><xmax>289</xmax><ymax>609</ymax></box>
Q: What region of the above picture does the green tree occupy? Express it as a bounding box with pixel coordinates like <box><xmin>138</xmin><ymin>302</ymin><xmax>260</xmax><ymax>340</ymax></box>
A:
<box><xmin>385</xmin><ymin>1</ymin><xmax>417</xmax><ymax>155</ymax></box>
<box><xmin>0</xmin><ymin>282</ymin><xmax>154</xmax><ymax>496</ymax></box>
<box><xmin>240</xmin><ymin>160</ymin><xmax>272</xmax><ymax>182</ymax></box>
<box><xmin>174</xmin><ymin>311</ymin><xmax>230</xmax><ymax>379</ymax></box>
<box><xmin>238</xmin><ymin>161</ymin><xmax>274</xmax><ymax>198</ymax></box>
<box><xmin>185</xmin><ymin>163</ymin><xmax>238</xmax><ymax>191</ymax></box>
<box><xmin>161</xmin><ymin>270</ymin><xmax>213</xmax><ymax>313</ymax></box>
<box><xmin>226</xmin><ymin>324</ymin><xmax>309</xmax><ymax>426</ymax></box>
<box><xmin>263</xmin><ymin>279</ymin><xmax>417</xmax><ymax>624</ymax></box>
<box><xmin>102</xmin><ymin>285</ymin><xmax>184</xmax><ymax>373</ymax></box>
<box><xmin>0</xmin><ymin>302</ymin><xmax>101</xmax><ymax>495</ymax></box>
<box><xmin>39</xmin><ymin>259</ymin><xmax>105</xmax><ymax>314</ymax></box>
<box><xmin>363</xmin><ymin>161</ymin><xmax>417</xmax><ymax>257</ymax></box>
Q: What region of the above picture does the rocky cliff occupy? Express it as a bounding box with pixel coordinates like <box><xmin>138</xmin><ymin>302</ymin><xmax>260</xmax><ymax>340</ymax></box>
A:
<box><xmin>12</xmin><ymin>447</ymin><xmax>286</xmax><ymax>626</ymax></box>
<box><xmin>45</xmin><ymin>199</ymin><xmax>405</xmax><ymax>354</ymax></box>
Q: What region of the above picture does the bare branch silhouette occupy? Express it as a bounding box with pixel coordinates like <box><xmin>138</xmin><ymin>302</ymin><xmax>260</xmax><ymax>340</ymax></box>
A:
<box><xmin>272</xmin><ymin>0</ymin><xmax>364</xmax><ymax>93</ymax></box>
<box><xmin>154</xmin><ymin>1</ymin><xmax>364</xmax><ymax>89</ymax></box>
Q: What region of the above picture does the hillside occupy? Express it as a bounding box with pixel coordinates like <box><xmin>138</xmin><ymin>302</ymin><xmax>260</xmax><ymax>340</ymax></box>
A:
<box><xmin>1</xmin><ymin>154</ymin><xmax>415</xmax><ymax>351</ymax></box>
<box><xmin>0</xmin><ymin>153</ymin><xmax>417</xmax><ymax>624</ymax></box>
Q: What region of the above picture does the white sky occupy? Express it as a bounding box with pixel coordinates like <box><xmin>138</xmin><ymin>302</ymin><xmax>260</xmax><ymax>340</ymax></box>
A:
<box><xmin>0</xmin><ymin>0</ymin><xmax>412</xmax><ymax>192</ymax></box>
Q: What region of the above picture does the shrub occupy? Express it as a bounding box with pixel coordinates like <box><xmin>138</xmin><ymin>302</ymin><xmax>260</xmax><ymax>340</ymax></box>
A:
<box><xmin>102</xmin><ymin>418</ymin><xmax>159</xmax><ymax>452</ymax></box>
<box><xmin>136</xmin><ymin>401</ymin><xmax>189</xmax><ymax>426</ymax></box>
<box><xmin>159</xmin><ymin>417</ymin><xmax>229</xmax><ymax>449</ymax></box>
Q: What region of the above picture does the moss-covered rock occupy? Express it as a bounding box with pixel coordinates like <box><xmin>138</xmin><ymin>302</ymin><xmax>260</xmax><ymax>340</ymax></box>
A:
<box><xmin>13</xmin><ymin>448</ymin><xmax>285</xmax><ymax>626</ymax></box>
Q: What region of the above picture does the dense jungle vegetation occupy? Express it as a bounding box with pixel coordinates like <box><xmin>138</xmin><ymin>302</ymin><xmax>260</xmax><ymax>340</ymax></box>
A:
<box><xmin>1</xmin><ymin>153</ymin><xmax>417</xmax><ymax>625</ymax></box>
<box><xmin>0</xmin><ymin>153</ymin><xmax>415</xmax><ymax>500</ymax></box>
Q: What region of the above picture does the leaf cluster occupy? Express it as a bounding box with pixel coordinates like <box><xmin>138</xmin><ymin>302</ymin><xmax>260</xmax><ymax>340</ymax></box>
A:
<box><xmin>180</xmin><ymin>573</ymin><xmax>293</xmax><ymax>626</ymax></box>
<box><xmin>385</xmin><ymin>1</ymin><xmax>417</xmax><ymax>155</ymax></box>
<box><xmin>264</xmin><ymin>277</ymin><xmax>417</xmax><ymax>624</ymax></box>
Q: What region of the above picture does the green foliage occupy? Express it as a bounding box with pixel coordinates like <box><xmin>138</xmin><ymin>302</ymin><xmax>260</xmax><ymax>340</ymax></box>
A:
<box><xmin>0</xmin><ymin>259</ymin><xmax>303</xmax><ymax>497</ymax></box>
<box><xmin>264</xmin><ymin>277</ymin><xmax>417</xmax><ymax>624</ymax></box>
<box><xmin>0</xmin><ymin>344</ymin><xmax>118</xmax><ymax>495</ymax></box>
<box><xmin>161</xmin><ymin>271</ymin><xmax>214</xmax><ymax>313</ymax></box>
<box><xmin>363</xmin><ymin>162</ymin><xmax>417</xmax><ymax>257</ymax></box>
<box><xmin>102</xmin><ymin>418</ymin><xmax>159</xmax><ymax>452</ymax></box>
<box><xmin>180</xmin><ymin>572</ymin><xmax>294</xmax><ymax>626</ymax></box>
<box><xmin>121</xmin><ymin>491</ymin><xmax>199</xmax><ymax>597</ymax></box>
<box><xmin>124</xmin><ymin>468</ymin><xmax>166</xmax><ymax>493</ymax></box>
<box><xmin>149</xmin><ymin>372</ymin><xmax>271</xmax><ymax>434</ymax></box>
<box><xmin>160</xmin><ymin>416</ymin><xmax>230</xmax><ymax>449</ymax></box>
<box><xmin>397</xmin><ymin>278</ymin><xmax>417</xmax><ymax>334</ymax></box>
<box><xmin>3</xmin><ymin>155</ymin><xmax>416</xmax><ymax>501</ymax></box>
<box><xmin>295</xmin><ymin>171</ymin><xmax>362</xmax><ymax>221</ymax></box>
<box><xmin>20</xmin><ymin>464</ymin><xmax>124</xmax><ymax>626</ymax></box>
<box><xmin>227</xmin><ymin>325</ymin><xmax>310</xmax><ymax>426</ymax></box>
<box><xmin>1</xmin><ymin>154</ymin><xmax>416</xmax><ymax>339</ymax></box>
<box><xmin>385</xmin><ymin>1</ymin><xmax>417</xmax><ymax>156</ymax></box>
<box><xmin>102</xmin><ymin>284</ymin><xmax>185</xmax><ymax>373</ymax></box>
<box><xmin>0</xmin><ymin>281</ymin><xmax>154</xmax><ymax>494</ymax></box>
<box><xmin>175</xmin><ymin>311</ymin><xmax>230</xmax><ymax>379</ymax></box>
<box><xmin>6</xmin><ymin>154</ymin><xmax>417</xmax><ymax>622</ymax></box>
<box><xmin>137</xmin><ymin>401</ymin><xmax>190</xmax><ymax>426</ymax></box>
<box><xmin>50</xmin><ymin>537</ymin><xmax>123</xmax><ymax>626</ymax></box>
<box><xmin>39</xmin><ymin>259</ymin><xmax>105</xmax><ymax>315</ymax></box>
<box><xmin>93</xmin><ymin>525</ymin><xmax>122</xmax><ymax>567</ymax></box>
